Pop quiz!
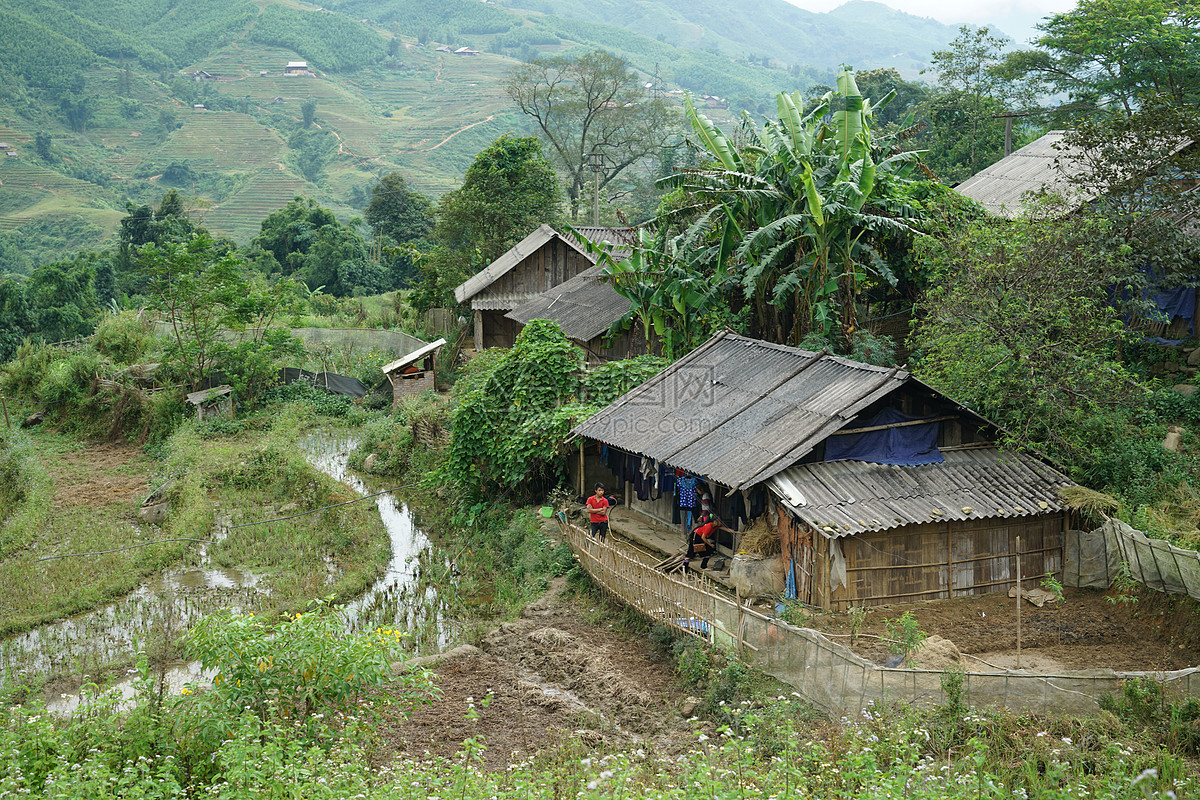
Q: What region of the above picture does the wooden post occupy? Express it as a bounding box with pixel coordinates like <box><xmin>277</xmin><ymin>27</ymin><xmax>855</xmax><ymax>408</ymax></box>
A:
<box><xmin>578</xmin><ymin>441</ymin><xmax>585</xmax><ymax>497</ymax></box>
<box><xmin>1</xmin><ymin>396</ymin><xmax>8</xmax><ymax>429</ymax></box>
<box><xmin>946</xmin><ymin>524</ymin><xmax>953</xmax><ymax>599</ymax></box>
<box><xmin>736</xmin><ymin>586</ymin><xmax>745</xmax><ymax>657</ymax></box>
<box><xmin>1016</xmin><ymin>534</ymin><xmax>1022</xmax><ymax>670</ymax></box>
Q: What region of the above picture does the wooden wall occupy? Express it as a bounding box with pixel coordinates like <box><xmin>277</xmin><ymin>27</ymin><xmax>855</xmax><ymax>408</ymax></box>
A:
<box><xmin>787</xmin><ymin>512</ymin><xmax>1066</xmax><ymax>610</ymax></box>
<box><xmin>479</xmin><ymin>310</ymin><xmax>520</xmax><ymax>349</ymax></box>
<box><xmin>475</xmin><ymin>238</ymin><xmax>594</xmax><ymax>306</ymax></box>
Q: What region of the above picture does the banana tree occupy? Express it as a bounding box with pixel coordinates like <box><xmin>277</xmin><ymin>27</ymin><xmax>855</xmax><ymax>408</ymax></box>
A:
<box><xmin>665</xmin><ymin>69</ymin><xmax>924</xmax><ymax>346</ymax></box>
<box><xmin>573</xmin><ymin>225</ymin><xmax>726</xmax><ymax>359</ymax></box>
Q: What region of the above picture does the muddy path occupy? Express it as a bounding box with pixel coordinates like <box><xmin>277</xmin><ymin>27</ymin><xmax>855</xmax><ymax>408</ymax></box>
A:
<box><xmin>374</xmin><ymin>578</ymin><xmax>704</xmax><ymax>768</ymax></box>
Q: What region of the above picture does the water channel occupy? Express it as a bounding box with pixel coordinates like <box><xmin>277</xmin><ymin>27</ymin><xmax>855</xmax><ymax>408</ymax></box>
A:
<box><xmin>0</xmin><ymin>432</ymin><xmax>458</xmax><ymax>711</ymax></box>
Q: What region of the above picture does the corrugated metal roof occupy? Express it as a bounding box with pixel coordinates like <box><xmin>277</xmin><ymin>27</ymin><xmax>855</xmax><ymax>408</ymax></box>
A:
<box><xmin>571</xmin><ymin>333</ymin><xmax>909</xmax><ymax>490</ymax></box>
<box><xmin>769</xmin><ymin>448</ymin><xmax>1072</xmax><ymax>537</ymax></box>
<box><xmin>381</xmin><ymin>338</ymin><xmax>446</xmax><ymax>374</ymax></box>
<box><xmin>954</xmin><ymin>131</ymin><xmax>1094</xmax><ymax>218</ymax></box>
<box><xmin>454</xmin><ymin>225</ymin><xmax>632</xmax><ymax>307</ymax></box>
<box><xmin>505</xmin><ymin>264</ymin><xmax>630</xmax><ymax>341</ymax></box>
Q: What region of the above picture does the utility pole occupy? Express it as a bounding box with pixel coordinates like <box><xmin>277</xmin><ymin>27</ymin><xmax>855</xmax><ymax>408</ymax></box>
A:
<box><xmin>992</xmin><ymin>110</ymin><xmax>1035</xmax><ymax>157</ymax></box>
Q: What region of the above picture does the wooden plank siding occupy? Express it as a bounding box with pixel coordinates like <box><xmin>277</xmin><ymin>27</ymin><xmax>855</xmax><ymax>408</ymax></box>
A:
<box><xmin>475</xmin><ymin>239</ymin><xmax>594</xmax><ymax>306</ymax></box>
<box><xmin>810</xmin><ymin>513</ymin><xmax>1066</xmax><ymax>610</ymax></box>
<box><xmin>473</xmin><ymin>238</ymin><xmax>596</xmax><ymax>349</ymax></box>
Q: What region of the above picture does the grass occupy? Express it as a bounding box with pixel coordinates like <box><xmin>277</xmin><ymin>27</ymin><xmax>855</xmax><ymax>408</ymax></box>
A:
<box><xmin>0</xmin><ymin>406</ymin><xmax>390</xmax><ymax>645</ymax></box>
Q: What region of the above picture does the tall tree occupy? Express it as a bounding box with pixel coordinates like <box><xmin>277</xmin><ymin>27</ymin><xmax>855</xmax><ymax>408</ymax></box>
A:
<box><xmin>1003</xmin><ymin>0</ymin><xmax>1200</xmax><ymax>115</ymax></box>
<box><xmin>912</xmin><ymin>209</ymin><xmax>1139</xmax><ymax>467</ymax></box>
<box><xmin>435</xmin><ymin>135</ymin><xmax>562</xmax><ymax>266</ymax></box>
<box><xmin>507</xmin><ymin>50</ymin><xmax>679</xmax><ymax>220</ymax></box>
<box><xmin>364</xmin><ymin>173</ymin><xmax>434</xmax><ymax>244</ymax></box>
<box><xmin>924</xmin><ymin>26</ymin><xmax>1039</xmax><ymax>181</ymax></box>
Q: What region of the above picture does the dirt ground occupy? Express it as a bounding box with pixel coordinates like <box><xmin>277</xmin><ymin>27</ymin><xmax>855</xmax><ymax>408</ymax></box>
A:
<box><xmin>50</xmin><ymin>441</ymin><xmax>153</xmax><ymax>508</ymax></box>
<box><xmin>806</xmin><ymin>587</ymin><xmax>1200</xmax><ymax>673</ymax></box>
<box><xmin>373</xmin><ymin>579</ymin><xmax>705</xmax><ymax>769</ymax></box>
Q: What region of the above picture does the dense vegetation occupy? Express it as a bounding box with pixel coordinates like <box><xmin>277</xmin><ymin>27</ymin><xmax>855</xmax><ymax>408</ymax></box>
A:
<box><xmin>246</xmin><ymin>4</ymin><xmax>388</xmax><ymax>72</ymax></box>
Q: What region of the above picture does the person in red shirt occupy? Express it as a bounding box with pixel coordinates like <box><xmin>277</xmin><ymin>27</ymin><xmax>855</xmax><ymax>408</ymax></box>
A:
<box><xmin>685</xmin><ymin>512</ymin><xmax>727</xmax><ymax>570</ymax></box>
<box><xmin>584</xmin><ymin>483</ymin><xmax>611</xmax><ymax>541</ymax></box>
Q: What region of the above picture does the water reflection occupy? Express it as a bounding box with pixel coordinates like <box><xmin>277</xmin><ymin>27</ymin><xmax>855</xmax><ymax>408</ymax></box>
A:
<box><xmin>301</xmin><ymin>433</ymin><xmax>455</xmax><ymax>652</ymax></box>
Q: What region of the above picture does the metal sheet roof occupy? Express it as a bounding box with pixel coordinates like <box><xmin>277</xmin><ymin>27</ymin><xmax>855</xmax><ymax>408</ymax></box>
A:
<box><xmin>570</xmin><ymin>332</ymin><xmax>909</xmax><ymax>490</ymax></box>
<box><xmin>381</xmin><ymin>338</ymin><xmax>446</xmax><ymax>374</ymax></box>
<box><xmin>505</xmin><ymin>264</ymin><xmax>630</xmax><ymax>341</ymax></box>
<box><xmin>768</xmin><ymin>448</ymin><xmax>1072</xmax><ymax>537</ymax></box>
<box><xmin>454</xmin><ymin>225</ymin><xmax>632</xmax><ymax>307</ymax></box>
<box><xmin>954</xmin><ymin>131</ymin><xmax>1094</xmax><ymax>218</ymax></box>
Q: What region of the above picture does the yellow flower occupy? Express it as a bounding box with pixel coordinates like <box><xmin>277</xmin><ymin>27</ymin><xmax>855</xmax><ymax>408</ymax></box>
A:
<box><xmin>180</xmin><ymin>687</ymin><xmax>192</xmax><ymax>695</ymax></box>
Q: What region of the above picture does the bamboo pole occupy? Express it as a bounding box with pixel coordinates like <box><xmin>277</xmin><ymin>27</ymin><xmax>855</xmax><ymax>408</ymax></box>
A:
<box><xmin>1</xmin><ymin>396</ymin><xmax>8</xmax><ymax>429</ymax></box>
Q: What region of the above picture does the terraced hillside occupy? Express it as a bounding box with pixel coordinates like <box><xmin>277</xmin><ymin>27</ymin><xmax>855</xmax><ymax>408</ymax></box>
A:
<box><xmin>156</xmin><ymin>111</ymin><xmax>288</xmax><ymax>171</ymax></box>
<box><xmin>191</xmin><ymin>170</ymin><xmax>309</xmax><ymax>241</ymax></box>
<box><xmin>0</xmin><ymin>0</ymin><xmax>965</xmax><ymax>264</ymax></box>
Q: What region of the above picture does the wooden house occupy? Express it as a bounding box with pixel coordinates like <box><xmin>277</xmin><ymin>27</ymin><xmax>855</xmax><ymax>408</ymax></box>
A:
<box><xmin>957</xmin><ymin>130</ymin><xmax>1199</xmax><ymax>339</ymax></box>
<box><xmin>381</xmin><ymin>338</ymin><xmax>445</xmax><ymax>405</ymax></box>
<box><xmin>571</xmin><ymin>332</ymin><xmax>1074</xmax><ymax>610</ymax></box>
<box><xmin>505</xmin><ymin>229</ymin><xmax>657</xmax><ymax>362</ymax></box>
<box><xmin>454</xmin><ymin>225</ymin><xmax>629</xmax><ymax>352</ymax></box>
<box><xmin>284</xmin><ymin>61</ymin><xmax>310</xmax><ymax>75</ymax></box>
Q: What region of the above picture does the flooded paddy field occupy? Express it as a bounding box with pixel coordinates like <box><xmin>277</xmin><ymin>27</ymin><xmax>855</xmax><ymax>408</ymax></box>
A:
<box><xmin>0</xmin><ymin>431</ymin><xmax>466</xmax><ymax>707</ymax></box>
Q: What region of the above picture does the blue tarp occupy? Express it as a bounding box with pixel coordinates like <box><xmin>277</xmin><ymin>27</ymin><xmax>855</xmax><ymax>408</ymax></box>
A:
<box><xmin>823</xmin><ymin>406</ymin><xmax>944</xmax><ymax>466</ymax></box>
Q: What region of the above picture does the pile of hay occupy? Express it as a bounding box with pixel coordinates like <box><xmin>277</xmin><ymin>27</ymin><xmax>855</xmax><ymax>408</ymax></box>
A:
<box><xmin>737</xmin><ymin>517</ymin><xmax>780</xmax><ymax>556</ymax></box>
<box><xmin>1058</xmin><ymin>486</ymin><xmax>1119</xmax><ymax>527</ymax></box>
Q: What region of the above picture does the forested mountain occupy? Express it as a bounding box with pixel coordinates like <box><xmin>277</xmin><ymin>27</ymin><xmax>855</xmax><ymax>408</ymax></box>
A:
<box><xmin>490</xmin><ymin>0</ymin><xmax>974</xmax><ymax>76</ymax></box>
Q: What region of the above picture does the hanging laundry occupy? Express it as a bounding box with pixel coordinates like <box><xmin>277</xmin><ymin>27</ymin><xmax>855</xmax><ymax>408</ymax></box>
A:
<box><xmin>677</xmin><ymin>475</ymin><xmax>698</xmax><ymax>509</ymax></box>
<box><xmin>659</xmin><ymin>462</ymin><xmax>676</xmax><ymax>495</ymax></box>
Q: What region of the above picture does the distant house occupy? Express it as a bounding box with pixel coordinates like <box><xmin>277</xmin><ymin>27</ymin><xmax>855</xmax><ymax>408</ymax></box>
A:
<box><xmin>192</xmin><ymin>70</ymin><xmax>216</xmax><ymax>81</ymax></box>
<box><xmin>5</xmin><ymin>151</ymin><xmax>17</xmax><ymax>158</ymax></box>
<box><xmin>957</xmin><ymin>131</ymin><xmax>1198</xmax><ymax>337</ymax></box>
<box><xmin>954</xmin><ymin>131</ymin><xmax>1091</xmax><ymax>219</ymax></box>
<box><xmin>284</xmin><ymin>61</ymin><xmax>310</xmax><ymax>75</ymax></box>
<box><xmin>454</xmin><ymin>47</ymin><xmax>480</xmax><ymax>56</ymax></box>
<box><xmin>259</xmin><ymin>70</ymin><xmax>269</xmax><ymax>77</ymax></box>
<box><xmin>505</xmin><ymin>229</ymin><xmax>658</xmax><ymax>362</ymax></box>
<box><xmin>435</xmin><ymin>46</ymin><xmax>453</xmax><ymax>53</ymax></box>
<box><xmin>454</xmin><ymin>225</ymin><xmax>628</xmax><ymax>351</ymax></box>
<box><xmin>192</xmin><ymin>104</ymin><xmax>205</xmax><ymax>111</ymax></box>
<box><xmin>381</xmin><ymin>338</ymin><xmax>446</xmax><ymax>405</ymax></box>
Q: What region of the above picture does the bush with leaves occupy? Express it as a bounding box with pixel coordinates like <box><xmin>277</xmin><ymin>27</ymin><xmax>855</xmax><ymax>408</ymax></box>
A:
<box><xmin>182</xmin><ymin>600</ymin><xmax>434</xmax><ymax>736</ymax></box>
<box><xmin>447</xmin><ymin>320</ymin><xmax>584</xmax><ymax>492</ymax></box>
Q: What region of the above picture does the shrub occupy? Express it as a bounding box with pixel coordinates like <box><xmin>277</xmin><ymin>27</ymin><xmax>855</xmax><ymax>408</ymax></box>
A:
<box><xmin>181</xmin><ymin>599</ymin><xmax>434</xmax><ymax>736</ymax></box>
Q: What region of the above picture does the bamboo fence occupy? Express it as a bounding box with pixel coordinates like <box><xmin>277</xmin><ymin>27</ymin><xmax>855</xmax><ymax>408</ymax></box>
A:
<box><xmin>563</xmin><ymin>520</ymin><xmax>1200</xmax><ymax>717</ymax></box>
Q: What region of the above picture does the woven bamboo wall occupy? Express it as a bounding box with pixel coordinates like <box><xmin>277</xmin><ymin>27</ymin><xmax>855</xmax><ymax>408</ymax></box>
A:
<box><xmin>821</xmin><ymin>513</ymin><xmax>1066</xmax><ymax>610</ymax></box>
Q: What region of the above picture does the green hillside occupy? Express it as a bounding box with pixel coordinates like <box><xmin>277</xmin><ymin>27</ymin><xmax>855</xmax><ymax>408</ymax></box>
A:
<box><xmin>0</xmin><ymin>0</ymin><xmax>967</xmax><ymax>268</ymax></box>
<box><xmin>494</xmin><ymin>0</ymin><xmax>971</xmax><ymax>77</ymax></box>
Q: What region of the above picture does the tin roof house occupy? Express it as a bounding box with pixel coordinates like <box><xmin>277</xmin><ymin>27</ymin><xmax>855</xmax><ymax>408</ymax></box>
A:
<box><xmin>571</xmin><ymin>332</ymin><xmax>1074</xmax><ymax>610</ymax></box>
<box><xmin>454</xmin><ymin>225</ymin><xmax>637</xmax><ymax>356</ymax></box>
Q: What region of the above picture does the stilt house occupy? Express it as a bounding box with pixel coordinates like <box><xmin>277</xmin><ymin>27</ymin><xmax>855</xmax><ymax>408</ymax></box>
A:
<box><xmin>571</xmin><ymin>332</ymin><xmax>1075</xmax><ymax>610</ymax></box>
